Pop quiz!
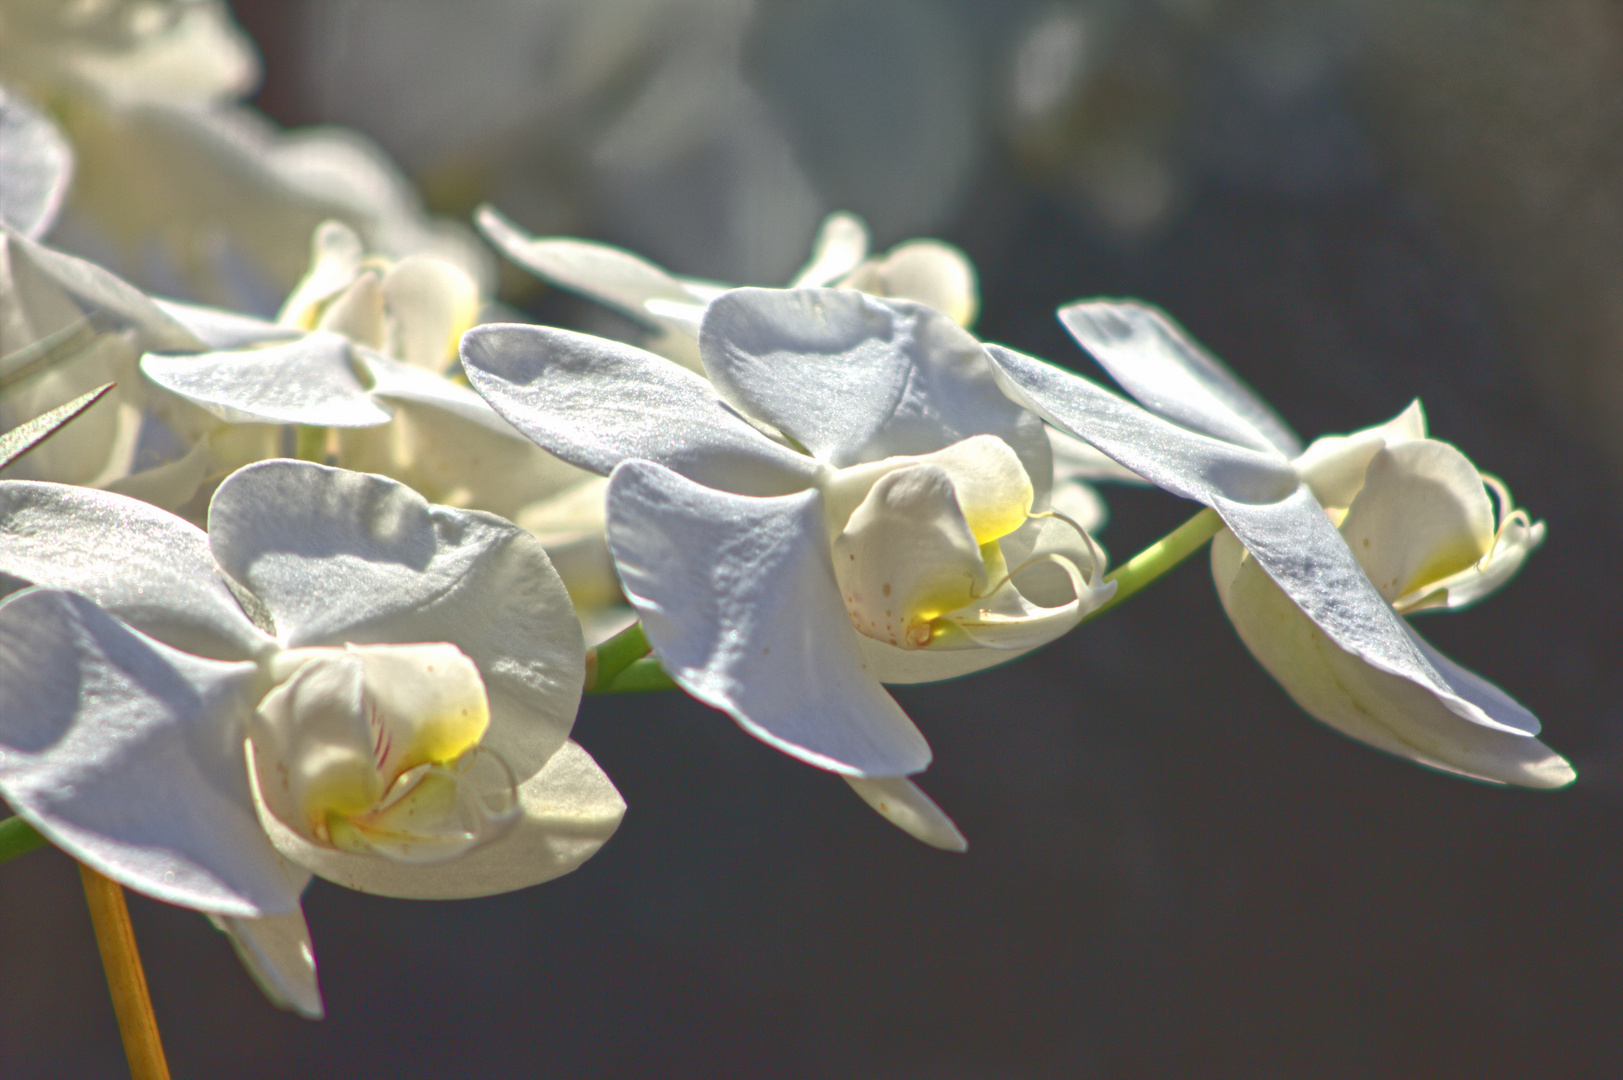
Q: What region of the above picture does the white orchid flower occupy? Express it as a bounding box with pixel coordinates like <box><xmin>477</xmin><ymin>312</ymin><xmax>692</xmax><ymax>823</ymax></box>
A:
<box><xmin>478</xmin><ymin>205</ymin><xmax>980</xmax><ymax>373</ymax></box>
<box><xmin>137</xmin><ymin>219</ymin><xmax>622</xmax><ymax>630</ymax></box>
<box><xmin>0</xmin><ymin>222</ymin><xmax>227</xmax><ymax>507</ymax></box>
<box><xmin>479</xmin><ymin>208</ymin><xmax>1134</xmax><ymax>621</ymax></box>
<box><xmin>463</xmin><ymin>287</ymin><xmax>1117</xmax><ymax>847</ymax></box>
<box><xmin>986</xmin><ymin>300</ymin><xmax>1571</xmax><ymax>788</ymax></box>
<box><xmin>0</xmin><ymin>460</ymin><xmax>624</xmax><ymax>1017</ymax></box>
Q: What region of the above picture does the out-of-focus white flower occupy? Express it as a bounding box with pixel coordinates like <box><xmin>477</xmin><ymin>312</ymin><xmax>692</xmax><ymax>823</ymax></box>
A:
<box><xmin>0</xmin><ymin>0</ymin><xmax>489</xmax><ymax>313</ymax></box>
<box><xmin>0</xmin><ymin>460</ymin><xmax>622</xmax><ymax>1017</ymax></box>
<box><xmin>464</xmin><ymin>287</ymin><xmax>1118</xmax><ymax>847</ymax></box>
<box><xmin>0</xmin><ymin>87</ymin><xmax>74</xmax><ymax>239</ymax></box>
<box><xmin>298</xmin><ymin>0</ymin><xmax>982</xmax><ymax>280</ymax></box>
<box><xmin>480</xmin><ymin>205</ymin><xmax>979</xmax><ymax>372</ymax></box>
<box><xmin>987</xmin><ymin>300</ymin><xmax>1571</xmax><ymax>788</ymax></box>
<box><xmin>0</xmin><ymin>222</ymin><xmax>221</xmax><ymax>506</ymax></box>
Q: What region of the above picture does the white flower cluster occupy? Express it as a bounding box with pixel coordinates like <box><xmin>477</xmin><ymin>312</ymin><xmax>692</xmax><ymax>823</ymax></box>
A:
<box><xmin>0</xmin><ymin>1</ymin><xmax>1568</xmax><ymax>1024</ymax></box>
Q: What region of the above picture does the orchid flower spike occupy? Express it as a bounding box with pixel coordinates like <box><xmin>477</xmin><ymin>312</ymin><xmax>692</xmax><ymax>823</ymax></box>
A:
<box><xmin>0</xmin><ymin>460</ymin><xmax>624</xmax><ymax>1017</ymax></box>
<box><xmin>477</xmin><ymin>205</ymin><xmax>981</xmax><ymax>372</ymax></box>
<box><xmin>463</xmin><ymin>288</ymin><xmax>1120</xmax><ymax>849</ymax></box>
<box><xmin>985</xmin><ymin>300</ymin><xmax>1570</xmax><ymax>789</ymax></box>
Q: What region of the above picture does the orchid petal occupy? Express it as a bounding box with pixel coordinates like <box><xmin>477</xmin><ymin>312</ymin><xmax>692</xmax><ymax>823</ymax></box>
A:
<box><xmin>833</xmin><ymin>464</ymin><xmax>990</xmax><ymax>649</ymax></box>
<box><xmin>1213</xmin><ymin>489</ymin><xmax>1528</xmax><ymax>736</ymax></box>
<box><xmin>1059</xmin><ymin>300</ymin><xmax>1301</xmax><ymax>455</ymax></box>
<box><xmin>355</xmin><ymin>350</ymin><xmax>537</xmax><ymax>440</ymax></box>
<box><xmin>210</xmin><ymin>893</ymin><xmax>323</xmax><ymax>1019</ymax></box>
<box><xmin>1</xmin><ymin>225</ymin><xmax>205</xmax><ymax>352</ymax></box>
<box><xmin>848</xmin><ymin>506</ymin><xmax>1106</xmax><ymax>683</ymax></box>
<box><xmin>334</xmin><ymin>394</ymin><xmax>589</xmax><ymax>522</ymax></box>
<box><xmin>1423</xmin><ymin>513</ymin><xmax>1545</xmax><ymax>613</ymax></box>
<box><xmin>788</xmin><ymin>212</ymin><xmax>870</xmax><ymax>288</ymax></box>
<box><xmin>313</xmin><ymin>272</ymin><xmax>386</xmax><ymax>351</ymax></box>
<box><xmin>380</xmin><ymin>255</ymin><xmax>480</xmax><ymax>371</ymax></box>
<box><xmin>208</xmin><ymin>461</ymin><xmax>584</xmax><ymax>778</ymax></box>
<box><xmin>703</xmin><ymin>290</ymin><xmax>1050</xmax><ymax>494</ymax></box>
<box><xmin>152</xmin><ymin>299</ymin><xmax>302</xmax><ymax>350</ymax></box>
<box><xmin>854</xmin><ymin>632</ymin><xmax>1026</xmax><ymax>684</ymax></box>
<box><xmin>839</xmin><ymin>240</ymin><xmax>979</xmax><ymax>327</ymax></box>
<box><xmin>986</xmin><ymin>344</ymin><xmax>1297</xmax><ymax>505</ymax></box>
<box><xmin>0</xmin><ymin>89</ymin><xmax>72</xmax><ymax>239</ymax></box>
<box><xmin>606</xmin><ymin>460</ymin><xmax>930</xmax><ymax>776</ymax></box>
<box><xmin>1338</xmin><ymin>441</ymin><xmax>1496</xmax><ymax>605</ymax></box>
<box><xmin>462</xmin><ymin>323</ymin><xmax>818</xmax><ymax>496</ymax></box>
<box><xmin>258</xmin><ymin>740</ymin><xmax>624</xmax><ymax>898</ymax></box>
<box><xmin>101</xmin><ymin>436</ymin><xmax>212</xmax><ymax>512</ymax></box>
<box><xmin>1294</xmin><ymin>401</ymin><xmax>1428</xmax><ymax>509</ymax></box>
<box><xmin>141</xmin><ymin>331</ymin><xmax>393</xmax><ymax>427</ymax></box>
<box><xmin>0</xmin><ymin>480</ymin><xmax>267</xmax><ymax>658</ymax></box>
<box><xmin>278</xmin><ymin>219</ymin><xmax>366</xmax><ymax>328</ymax></box>
<box><xmin>0</xmin><ymin>589</ymin><xmax>304</xmax><ymax>916</ymax></box>
<box><xmin>477</xmin><ymin>204</ymin><xmax>694</xmax><ymax>319</ymax></box>
<box><xmin>1212</xmin><ymin>532</ymin><xmax>1571</xmax><ymax>787</ymax></box>
<box><xmin>843</xmin><ymin>776</ymin><xmax>967</xmax><ymax>851</ymax></box>
<box><xmin>1048</xmin><ymin>425</ymin><xmax>1145</xmax><ymax>485</ymax></box>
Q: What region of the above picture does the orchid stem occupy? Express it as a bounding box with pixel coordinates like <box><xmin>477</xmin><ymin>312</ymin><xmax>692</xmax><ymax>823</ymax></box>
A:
<box><xmin>0</xmin><ymin>815</ymin><xmax>47</xmax><ymax>863</ymax></box>
<box><xmin>1082</xmin><ymin>506</ymin><xmax>1222</xmax><ymax>623</ymax></box>
<box><xmin>585</xmin><ymin>620</ymin><xmax>652</xmax><ymax>692</ymax></box>
<box><xmin>79</xmin><ymin>864</ymin><xmax>172</xmax><ymax>1080</ymax></box>
<box><xmin>603</xmin><ymin>657</ymin><xmax>678</xmax><ymax>693</ymax></box>
<box><xmin>294</xmin><ymin>425</ymin><xmax>329</xmax><ymax>463</ymax></box>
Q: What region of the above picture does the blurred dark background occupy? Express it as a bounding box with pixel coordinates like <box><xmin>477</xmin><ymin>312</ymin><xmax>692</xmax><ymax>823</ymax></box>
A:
<box><xmin>5</xmin><ymin>1</ymin><xmax>1623</xmax><ymax>1076</ymax></box>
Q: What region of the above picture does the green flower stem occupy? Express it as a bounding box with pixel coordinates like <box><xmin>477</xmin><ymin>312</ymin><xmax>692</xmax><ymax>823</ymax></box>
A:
<box><xmin>585</xmin><ymin>620</ymin><xmax>653</xmax><ymax>692</ymax></box>
<box><xmin>604</xmin><ymin>657</ymin><xmax>679</xmax><ymax>693</ymax></box>
<box><xmin>0</xmin><ymin>815</ymin><xmax>47</xmax><ymax>864</ymax></box>
<box><xmin>294</xmin><ymin>425</ymin><xmax>329</xmax><ymax>463</ymax></box>
<box><xmin>1082</xmin><ymin>506</ymin><xmax>1222</xmax><ymax>624</ymax></box>
<box><xmin>581</xmin><ymin>507</ymin><xmax>1223</xmax><ymax>696</ymax></box>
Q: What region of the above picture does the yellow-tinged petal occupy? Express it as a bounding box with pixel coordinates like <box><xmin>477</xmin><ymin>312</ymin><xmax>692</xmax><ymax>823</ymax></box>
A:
<box><xmin>251</xmin><ymin>642</ymin><xmax>492</xmax><ymax>842</ymax></box>
<box><xmin>313</xmin><ymin>270</ymin><xmax>386</xmax><ymax>351</ymax></box>
<box><xmin>1294</xmin><ymin>400</ymin><xmax>1426</xmax><ymax>509</ymax></box>
<box><xmin>838</xmin><ymin>240</ymin><xmax>980</xmax><ymax>327</ymax></box>
<box><xmin>1338</xmin><ymin>440</ymin><xmax>1496</xmax><ymax>604</ymax></box>
<box><xmin>277</xmin><ymin>219</ymin><xmax>366</xmax><ymax>329</ymax></box>
<box><xmin>817</xmin><ymin>433</ymin><xmax>1033</xmax><ymax>541</ymax></box>
<box><xmin>380</xmin><ymin>254</ymin><xmax>481</xmax><ymax>371</ymax></box>
<box><xmin>833</xmin><ymin>463</ymin><xmax>988</xmax><ymax>649</ymax></box>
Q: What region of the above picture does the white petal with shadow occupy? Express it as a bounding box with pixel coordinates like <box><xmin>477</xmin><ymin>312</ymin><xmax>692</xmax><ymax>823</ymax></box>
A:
<box><xmin>462</xmin><ymin>322</ymin><xmax>818</xmax><ymax>496</ymax></box>
<box><xmin>607</xmin><ymin>460</ymin><xmax>930</xmax><ymax>777</ymax></box>
<box><xmin>0</xmin><ymin>590</ymin><xmax>304</xmax><ymax>916</ymax></box>
<box><xmin>210</xmin><ymin>886</ymin><xmax>323</xmax><ymax>1019</ymax></box>
<box><xmin>209</xmin><ymin>462</ymin><xmax>585</xmax><ymax>778</ymax></box>
<box><xmin>843</xmin><ymin>776</ymin><xmax>967</xmax><ymax>851</ymax></box>
<box><xmin>0</xmin><ymin>479</ymin><xmax>267</xmax><ymax>658</ymax></box>
<box><xmin>1059</xmin><ymin>300</ymin><xmax>1301</xmax><ymax>455</ymax></box>
<box><xmin>1212</xmin><ymin>531</ymin><xmax>1569</xmax><ymax>787</ymax></box>
<box><xmin>986</xmin><ymin>343</ymin><xmax>1297</xmax><ymax>506</ymax></box>
<box><xmin>703</xmin><ymin>290</ymin><xmax>1050</xmax><ymax>495</ymax></box>
<box><xmin>141</xmin><ymin>331</ymin><xmax>392</xmax><ymax>427</ymax></box>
